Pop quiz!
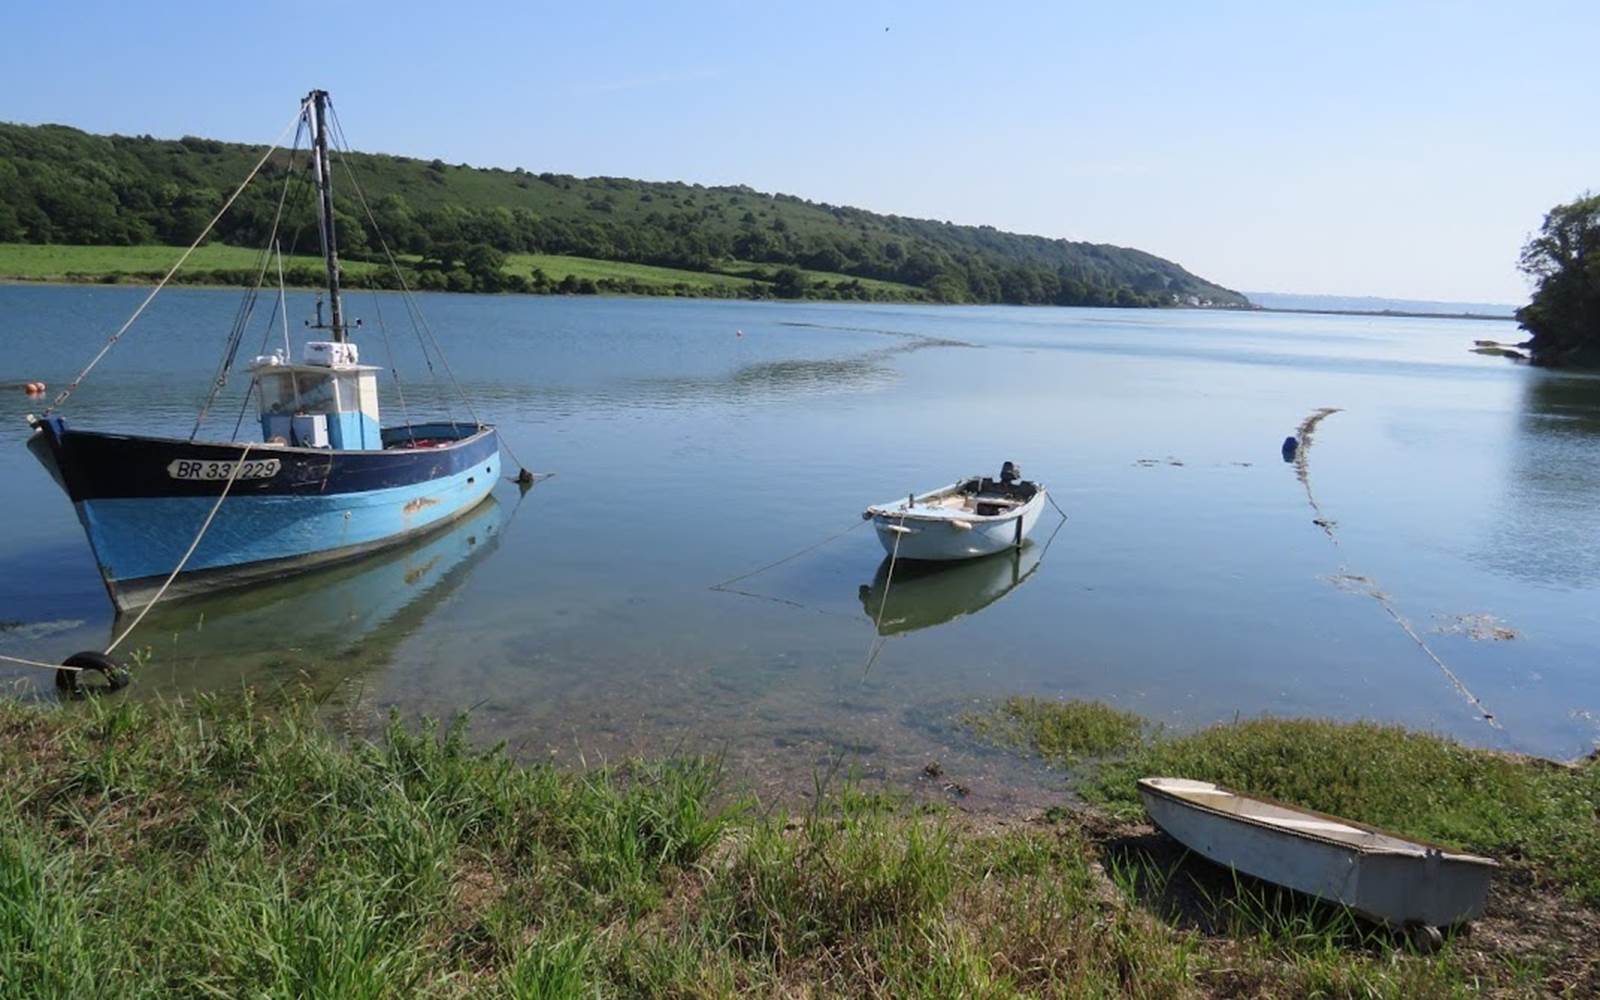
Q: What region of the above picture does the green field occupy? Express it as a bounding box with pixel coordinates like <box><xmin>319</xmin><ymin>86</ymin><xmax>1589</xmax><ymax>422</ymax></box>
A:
<box><xmin>0</xmin><ymin>243</ymin><xmax>929</xmax><ymax>301</ymax></box>
<box><xmin>0</xmin><ymin>242</ymin><xmax>383</xmax><ymax>280</ymax></box>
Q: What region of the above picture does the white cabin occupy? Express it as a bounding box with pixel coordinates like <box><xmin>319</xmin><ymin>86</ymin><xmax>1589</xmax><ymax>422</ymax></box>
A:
<box><xmin>248</xmin><ymin>341</ymin><xmax>382</xmax><ymax>450</ymax></box>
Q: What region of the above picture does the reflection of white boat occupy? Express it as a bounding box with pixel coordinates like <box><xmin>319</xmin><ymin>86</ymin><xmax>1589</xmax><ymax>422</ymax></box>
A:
<box><xmin>119</xmin><ymin>497</ymin><xmax>502</xmax><ymax>693</ymax></box>
<box><xmin>859</xmin><ymin>544</ymin><xmax>1043</xmax><ymax>636</ymax></box>
<box><xmin>864</xmin><ymin>463</ymin><xmax>1047</xmax><ymax>561</ymax></box>
<box><xmin>1138</xmin><ymin>778</ymin><xmax>1497</xmax><ymax>931</ymax></box>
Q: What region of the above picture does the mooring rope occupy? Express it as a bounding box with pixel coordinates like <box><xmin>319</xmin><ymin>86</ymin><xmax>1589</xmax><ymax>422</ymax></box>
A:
<box><xmin>860</xmin><ymin>511</ymin><xmax>908</xmax><ymax>677</ymax></box>
<box><xmin>105</xmin><ymin>444</ymin><xmax>254</xmax><ymax>656</ymax></box>
<box><xmin>708</xmin><ymin>517</ymin><xmax>869</xmax><ymax>593</ymax></box>
<box><xmin>0</xmin><ymin>652</ymin><xmax>81</xmax><ymax>673</ymax></box>
<box><xmin>45</xmin><ymin>111</ymin><xmax>303</xmax><ymax>416</ymax></box>
<box><xmin>1292</xmin><ymin>408</ymin><xmax>1500</xmax><ymax>729</ymax></box>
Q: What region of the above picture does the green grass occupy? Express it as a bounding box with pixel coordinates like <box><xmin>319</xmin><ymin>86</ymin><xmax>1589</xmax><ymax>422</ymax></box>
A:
<box><xmin>0</xmin><ymin>694</ymin><xmax>1592</xmax><ymax>997</ymax></box>
<box><xmin>0</xmin><ymin>242</ymin><xmax>382</xmax><ymax>281</ymax></box>
<box><xmin>970</xmin><ymin>697</ymin><xmax>1600</xmax><ymax>908</ymax></box>
<box><xmin>0</xmin><ymin>242</ymin><xmax>928</xmax><ymax>301</ymax></box>
<box><xmin>965</xmin><ymin>696</ymin><xmax>1146</xmax><ymax>764</ymax></box>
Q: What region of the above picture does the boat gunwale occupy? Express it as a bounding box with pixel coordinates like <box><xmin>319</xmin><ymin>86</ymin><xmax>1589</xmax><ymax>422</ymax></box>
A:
<box><xmin>1137</xmin><ymin>777</ymin><xmax>1499</xmax><ymax>867</ymax></box>
<box><xmin>40</xmin><ymin>420</ymin><xmax>497</xmax><ymax>459</ymax></box>
<box><xmin>865</xmin><ymin>481</ymin><xmax>1048</xmax><ymax>525</ymax></box>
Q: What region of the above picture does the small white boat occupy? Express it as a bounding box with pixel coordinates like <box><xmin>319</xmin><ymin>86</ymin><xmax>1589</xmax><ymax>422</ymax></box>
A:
<box><xmin>864</xmin><ymin>462</ymin><xmax>1047</xmax><ymax>561</ymax></box>
<box><xmin>1138</xmin><ymin>777</ymin><xmax>1497</xmax><ymax>931</ymax></box>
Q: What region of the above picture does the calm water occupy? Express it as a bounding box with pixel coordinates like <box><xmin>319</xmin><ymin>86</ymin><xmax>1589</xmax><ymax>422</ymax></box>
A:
<box><xmin>3</xmin><ymin>286</ymin><xmax>1598</xmax><ymax>804</ymax></box>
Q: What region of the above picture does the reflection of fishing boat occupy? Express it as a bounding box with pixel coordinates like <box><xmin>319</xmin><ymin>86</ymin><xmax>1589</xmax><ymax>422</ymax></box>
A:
<box><xmin>858</xmin><ymin>543</ymin><xmax>1043</xmax><ymax>636</ymax></box>
<box><xmin>864</xmin><ymin>462</ymin><xmax>1047</xmax><ymax>561</ymax></box>
<box><xmin>122</xmin><ymin>497</ymin><xmax>502</xmax><ymax>693</ymax></box>
<box><xmin>26</xmin><ymin>90</ymin><xmax>511</xmax><ymax>613</ymax></box>
<box><xmin>1138</xmin><ymin>778</ymin><xmax>1497</xmax><ymax>933</ymax></box>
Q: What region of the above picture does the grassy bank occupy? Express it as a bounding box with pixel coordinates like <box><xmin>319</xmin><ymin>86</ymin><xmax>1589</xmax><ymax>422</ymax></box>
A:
<box><xmin>967</xmin><ymin>698</ymin><xmax>1600</xmax><ymax>909</ymax></box>
<box><xmin>0</xmin><ymin>243</ymin><xmax>927</xmax><ymax>302</ymax></box>
<box><xmin>2</xmin><ymin>695</ymin><xmax>1596</xmax><ymax>997</ymax></box>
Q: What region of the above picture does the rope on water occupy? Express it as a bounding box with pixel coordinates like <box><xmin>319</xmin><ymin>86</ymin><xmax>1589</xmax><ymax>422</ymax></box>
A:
<box><xmin>1292</xmin><ymin>407</ymin><xmax>1500</xmax><ymax>729</ymax></box>
<box><xmin>1046</xmin><ymin>489</ymin><xmax>1069</xmax><ymax>520</ymax></box>
<box><xmin>105</xmin><ymin>444</ymin><xmax>254</xmax><ymax>656</ymax></box>
<box><xmin>0</xmin><ymin>652</ymin><xmax>81</xmax><ymax>673</ymax></box>
<box><xmin>709</xmin><ymin>517</ymin><xmax>868</xmax><ymax>593</ymax></box>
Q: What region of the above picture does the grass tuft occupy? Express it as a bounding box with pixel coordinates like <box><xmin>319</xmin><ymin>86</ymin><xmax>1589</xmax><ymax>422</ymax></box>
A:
<box><xmin>966</xmin><ymin>696</ymin><xmax>1146</xmax><ymax>764</ymax></box>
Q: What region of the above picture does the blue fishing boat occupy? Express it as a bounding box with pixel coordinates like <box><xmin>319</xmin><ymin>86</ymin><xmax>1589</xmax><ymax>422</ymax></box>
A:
<box><xmin>26</xmin><ymin>90</ymin><xmax>518</xmax><ymax>612</ymax></box>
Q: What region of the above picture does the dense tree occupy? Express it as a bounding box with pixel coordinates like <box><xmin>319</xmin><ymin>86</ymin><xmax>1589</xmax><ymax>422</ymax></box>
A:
<box><xmin>1517</xmin><ymin>194</ymin><xmax>1600</xmax><ymax>368</ymax></box>
<box><xmin>0</xmin><ymin>120</ymin><xmax>1247</xmax><ymax>307</ymax></box>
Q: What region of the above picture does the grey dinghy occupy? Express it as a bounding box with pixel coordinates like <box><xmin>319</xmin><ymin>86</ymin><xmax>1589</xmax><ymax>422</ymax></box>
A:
<box><xmin>1138</xmin><ymin>778</ymin><xmax>1497</xmax><ymax>931</ymax></box>
<box><xmin>864</xmin><ymin>462</ymin><xmax>1046</xmax><ymax>561</ymax></box>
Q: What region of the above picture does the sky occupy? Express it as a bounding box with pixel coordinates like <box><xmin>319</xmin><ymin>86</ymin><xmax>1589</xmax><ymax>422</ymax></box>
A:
<box><xmin>3</xmin><ymin>1</ymin><xmax>1596</xmax><ymax>303</ymax></box>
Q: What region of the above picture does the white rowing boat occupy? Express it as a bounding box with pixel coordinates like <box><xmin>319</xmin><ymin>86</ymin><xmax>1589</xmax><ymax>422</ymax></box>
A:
<box><xmin>864</xmin><ymin>462</ymin><xmax>1047</xmax><ymax>561</ymax></box>
<box><xmin>1138</xmin><ymin>777</ymin><xmax>1497</xmax><ymax>931</ymax></box>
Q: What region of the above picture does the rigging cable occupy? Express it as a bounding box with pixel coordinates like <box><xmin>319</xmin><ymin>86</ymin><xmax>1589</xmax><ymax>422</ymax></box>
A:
<box><xmin>324</xmin><ymin>105</ymin><xmax>455</xmax><ymax>427</ymax></box>
<box><xmin>44</xmin><ymin>109</ymin><xmax>304</xmax><ymax>416</ymax></box>
<box><xmin>194</xmin><ymin>117</ymin><xmax>307</xmax><ymax>439</ymax></box>
<box><xmin>326</xmin><ymin>99</ymin><xmax>535</xmax><ymax>479</ymax></box>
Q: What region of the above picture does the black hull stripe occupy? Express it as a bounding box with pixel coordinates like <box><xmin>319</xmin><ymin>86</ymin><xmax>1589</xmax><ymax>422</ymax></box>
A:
<box><xmin>32</xmin><ymin>419</ymin><xmax>499</xmax><ymax>501</ymax></box>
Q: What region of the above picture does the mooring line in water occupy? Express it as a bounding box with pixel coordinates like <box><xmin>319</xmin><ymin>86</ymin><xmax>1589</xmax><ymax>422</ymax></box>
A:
<box><xmin>860</xmin><ymin>511</ymin><xmax>908</xmax><ymax>678</ymax></box>
<box><xmin>105</xmin><ymin>444</ymin><xmax>254</xmax><ymax>657</ymax></box>
<box><xmin>1292</xmin><ymin>407</ymin><xmax>1500</xmax><ymax>729</ymax></box>
<box><xmin>708</xmin><ymin>518</ymin><xmax>869</xmax><ymax>593</ymax></box>
<box><xmin>0</xmin><ymin>652</ymin><xmax>81</xmax><ymax>673</ymax></box>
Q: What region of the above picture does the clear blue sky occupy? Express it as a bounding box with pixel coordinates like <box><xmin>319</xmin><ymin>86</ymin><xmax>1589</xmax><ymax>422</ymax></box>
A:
<box><xmin>5</xmin><ymin>1</ymin><xmax>1595</xmax><ymax>302</ymax></box>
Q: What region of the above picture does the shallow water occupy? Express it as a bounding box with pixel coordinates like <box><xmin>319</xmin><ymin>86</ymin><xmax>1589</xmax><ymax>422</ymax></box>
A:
<box><xmin>3</xmin><ymin>286</ymin><xmax>1598</xmax><ymax>804</ymax></box>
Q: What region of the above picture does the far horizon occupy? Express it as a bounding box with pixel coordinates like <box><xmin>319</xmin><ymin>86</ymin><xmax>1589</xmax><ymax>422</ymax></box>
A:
<box><xmin>2</xmin><ymin>2</ymin><xmax>1594</xmax><ymax>304</ymax></box>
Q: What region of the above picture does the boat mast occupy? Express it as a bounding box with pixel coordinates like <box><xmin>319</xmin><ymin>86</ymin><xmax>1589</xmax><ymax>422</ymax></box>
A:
<box><xmin>307</xmin><ymin>89</ymin><xmax>345</xmax><ymax>342</ymax></box>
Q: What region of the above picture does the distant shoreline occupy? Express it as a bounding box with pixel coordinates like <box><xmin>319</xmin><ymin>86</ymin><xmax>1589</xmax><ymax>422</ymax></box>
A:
<box><xmin>1254</xmin><ymin>305</ymin><xmax>1515</xmax><ymax>322</ymax></box>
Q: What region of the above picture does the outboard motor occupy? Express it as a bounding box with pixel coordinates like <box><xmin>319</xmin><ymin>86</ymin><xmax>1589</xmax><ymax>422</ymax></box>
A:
<box><xmin>999</xmin><ymin>460</ymin><xmax>1021</xmax><ymax>485</ymax></box>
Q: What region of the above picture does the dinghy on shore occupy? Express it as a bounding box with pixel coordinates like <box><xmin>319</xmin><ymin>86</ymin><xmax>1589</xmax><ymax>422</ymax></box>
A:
<box><xmin>864</xmin><ymin>462</ymin><xmax>1047</xmax><ymax>561</ymax></box>
<box><xmin>1138</xmin><ymin>777</ymin><xmax>1497</xmax><ymax>933</ymax></box>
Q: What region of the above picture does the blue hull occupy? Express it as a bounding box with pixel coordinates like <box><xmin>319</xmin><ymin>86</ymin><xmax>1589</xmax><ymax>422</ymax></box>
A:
<box><xmin>28</xmin><ymin>417</ymin><xmax>500</xmax><ymax>611</ymax></box>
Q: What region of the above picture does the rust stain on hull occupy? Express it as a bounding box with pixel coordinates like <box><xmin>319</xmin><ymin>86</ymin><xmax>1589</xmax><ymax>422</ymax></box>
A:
<box><xmin>403</xmin><ymin>496</ymin><xmax>440</xmax><ymax>516</ymax></box>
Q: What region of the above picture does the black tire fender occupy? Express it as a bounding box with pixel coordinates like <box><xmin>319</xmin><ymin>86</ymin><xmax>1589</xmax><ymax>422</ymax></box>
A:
<box><xmin>56</xmin><ymin>651</ymin><xmax>130</xmax><ymax>699</ymax></box>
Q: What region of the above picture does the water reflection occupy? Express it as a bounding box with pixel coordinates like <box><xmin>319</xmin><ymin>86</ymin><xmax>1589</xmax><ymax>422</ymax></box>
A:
<box><xmin>122</xmin><ymin>497</ymin><xmax>504</xmax><ymax>698</ymax></box>
<box><xmin>858</xmin><ymin>541</ymin><xmax>1047</xmax><ymax>636</ymax></box>
<box><xmin>1482</xmin><ymin>373</ymin><xmax>1600</xmax><ymax>587</ymax></box>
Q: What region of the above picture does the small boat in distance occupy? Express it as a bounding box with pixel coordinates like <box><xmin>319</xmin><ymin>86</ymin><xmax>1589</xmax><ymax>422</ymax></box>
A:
<box><xmin>864</xmin><ymin>462</ymin><xmax>1047</xmax><ymax>561</ymax></box>
<box><xmin>26</xmin><ymin>90</ymin><xmax>505</xmax><ymax>612</ymax></box>
<box><xmin>1138</xmin><ymin>777</ymin><xmax>1497</xmax><ymax>933</ymax></box>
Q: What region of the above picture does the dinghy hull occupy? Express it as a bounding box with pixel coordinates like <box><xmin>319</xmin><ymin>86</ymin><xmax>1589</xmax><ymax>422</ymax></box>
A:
<box><xmin>1138</xmin><ymin>777</ymin><xmax>1496</xmax><ymax>929</ymax></box>
<box><xmin>28</xmin><ymin>417</ymin><xmax>499</xmax><ymax>611</ymax></box>
<box><xmin>865</xmin><ymin>478</ymin><xmax>1047</xmax><ymax>561</ymax></box>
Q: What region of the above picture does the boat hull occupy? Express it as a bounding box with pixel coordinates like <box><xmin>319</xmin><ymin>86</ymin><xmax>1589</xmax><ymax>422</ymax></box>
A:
<box><xmin>869</xmin><ymin>491</ymin><xmax>1046</xmax><ymax>561</ymax></box>
<box><xmin>1138</xmin><ymin>778</ymin><xmax>1496</xmax><ymax>928</ymax></box>
<box><xmin>28</xmin><ymin>417</ymin><xmax>500</xmax><ymax>611</ymax></box>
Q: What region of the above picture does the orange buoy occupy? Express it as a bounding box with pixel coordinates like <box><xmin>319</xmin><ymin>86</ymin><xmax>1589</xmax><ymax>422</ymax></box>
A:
<box><xmin>24</xmin><ymin>382</ymin><xmax>45</xmax><ymax>395</ymax></box>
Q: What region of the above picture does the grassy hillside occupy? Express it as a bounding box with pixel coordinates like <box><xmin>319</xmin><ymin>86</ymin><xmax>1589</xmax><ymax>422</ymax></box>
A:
<box><xmin>0</xmin><ymin>243</ymin><xmax>926</xmax><ymax>301</ymax></box>
<box><xmin>0</xmin><ymin>120</ymin><xmax>1246</xmax><ymax>307</ymax></box>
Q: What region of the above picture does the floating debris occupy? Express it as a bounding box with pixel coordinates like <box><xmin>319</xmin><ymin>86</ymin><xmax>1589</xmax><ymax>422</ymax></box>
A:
<box><xmin>1435</xmin><ymin>613</ymin><xmax>1519</xmax><ymax>642</ymax></box>
<box><xmin>1293</xmin><ymin>407</ymin><xmax>1500</xmax><ymax>729</ymax></box>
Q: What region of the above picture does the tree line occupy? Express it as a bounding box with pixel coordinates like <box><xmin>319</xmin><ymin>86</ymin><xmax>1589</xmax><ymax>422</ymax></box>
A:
<box><xmin>0</xmin><ymin>122</ymin><xmax>1248</xmax><ymax>307</ymax></box>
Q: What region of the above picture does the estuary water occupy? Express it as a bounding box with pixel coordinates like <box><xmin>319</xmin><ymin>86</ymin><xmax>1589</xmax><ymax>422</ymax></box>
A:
<box><xmin>3</xmin><ymin>286</ymin><xmax>1597</xmax><ymax>805</ymax></box>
